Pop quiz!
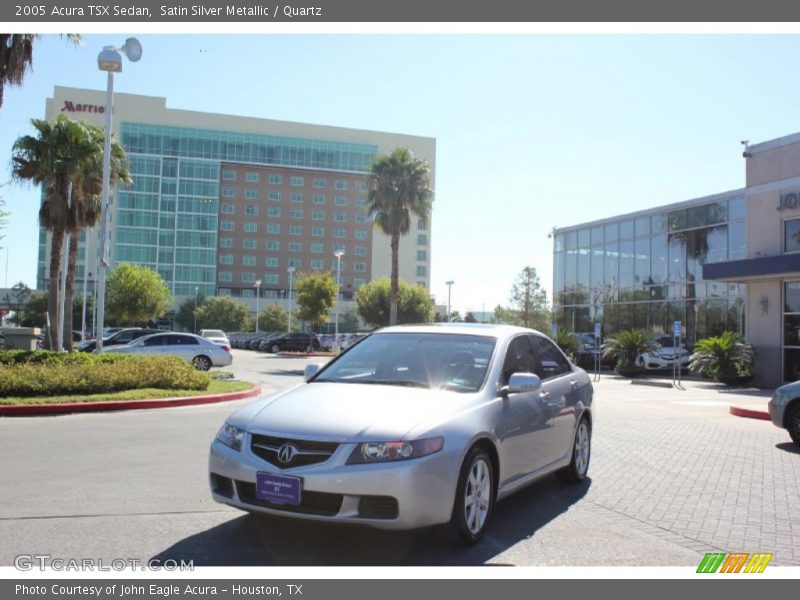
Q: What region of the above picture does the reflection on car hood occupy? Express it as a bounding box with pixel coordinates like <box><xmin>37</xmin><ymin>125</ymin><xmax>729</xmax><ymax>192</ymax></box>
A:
<box><xmin>243</xmin><ymin>382</ymin><xmax>468</xmax><ymax>441</ymax></box>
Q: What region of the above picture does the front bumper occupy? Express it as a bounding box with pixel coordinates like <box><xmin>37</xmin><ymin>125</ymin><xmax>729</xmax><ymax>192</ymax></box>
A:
<box><xmin>640</xmin><ymin>354</ymin><xmax>691</xmax><ymax>370</ymax></box>
<box><xmin>208</xmin><ymin>437</ymin><xmax>461</xmax><ymax>530</ymax></box>
<box><xmin>768</xmin><ymin>397</ymin><xmax>785</xmax><ymax>428</ymax></box>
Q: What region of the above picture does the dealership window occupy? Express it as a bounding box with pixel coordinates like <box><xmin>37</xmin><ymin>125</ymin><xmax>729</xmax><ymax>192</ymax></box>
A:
<box><xmin>785</xmin><ymin>218</ymin><xmax>800</xmax><ymax>253</ymax></box>
<box><xmin>784</xmin><ymin>281</ymin><xmax>800</xmax><ymax>381</ymax></box>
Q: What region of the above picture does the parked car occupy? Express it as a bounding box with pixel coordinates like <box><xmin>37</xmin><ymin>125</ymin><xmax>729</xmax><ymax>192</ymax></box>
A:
<box><xmin>264</xmin><ymin>332</ymin><xmax>320</xmax><ymax>354</ymax></box>
<box><xmin>100</xmin><ymin>332</ymin><xmax>232</xmax><ymax>370</ymax></box>
<box><xmin>637</xmin><ymin>335</ymin><xmax>691</xmax><ymax>371</ymax></box>
<box><xmin>200</xmin><ymin>329</ymin><xmax>230</xmax><ymax>346</ymax></box>
<box><xmin>209</xmin><ymin>324</ymin><xmax>593</xmax><ymax>544</ymax></box>
<box><xmin>79</xmin><ymin>328</ymin><xmax>162</xmax><ymax>353</ymax></box>
<box><xmin>768</xmin><ymin>381</ymin><xmax>800</xmax><ymax>447</ymax></box>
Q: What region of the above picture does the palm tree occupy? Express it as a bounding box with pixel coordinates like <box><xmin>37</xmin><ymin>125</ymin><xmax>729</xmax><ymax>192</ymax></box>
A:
<box><xmin>1</xmin><ymin>35</ymin><xmax>81</xmax><ymax>109</ymax></box>
<box><xmin>367</xmin><ymin>147</ymin><xmax>433</xmax><ymax>326</ymax></box>
<box><xmin>11</xmin><ymin>115</ymin><xmax>98</xmax><ymax>351</ymax></box>
<box><xmin>603</xmin><ymin>328</ymin><xmax>659</xmax><ymax>376</ymax></box>
<box><xmin>62</xmin><ymin>126</ymin><xmax>131</xmax><ymax>350</ymax></box>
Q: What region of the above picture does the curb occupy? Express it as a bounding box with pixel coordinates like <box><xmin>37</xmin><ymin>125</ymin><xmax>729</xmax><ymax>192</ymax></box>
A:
<box><xmin>0</xmin><ymin>385</ymin><xmax>261</xmax><ymax>417</ymax></box>
<box><xmin>730</xmin><ymin>406</ymin><xmax>771</xmax><ymax>421</ymax></box>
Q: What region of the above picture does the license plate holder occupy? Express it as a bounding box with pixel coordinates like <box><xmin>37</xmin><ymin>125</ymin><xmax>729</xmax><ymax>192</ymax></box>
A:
<box><xmin>255</xmin><ymin>472</ymin><xmax>302</xmax><ymax>506</ymax></box>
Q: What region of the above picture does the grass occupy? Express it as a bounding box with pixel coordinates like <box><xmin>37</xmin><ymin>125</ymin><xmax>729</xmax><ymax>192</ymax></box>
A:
<box><xmin>0</xmin><ymin>379</ymin><xmax>254</xmax><ymax>406</ymax></box>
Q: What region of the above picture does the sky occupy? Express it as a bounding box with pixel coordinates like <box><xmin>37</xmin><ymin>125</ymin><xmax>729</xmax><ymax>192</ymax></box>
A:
<box><xmin>3</xmin><ymin>33</ymin><xmax>800</xmax><ymax>315</ymax></box>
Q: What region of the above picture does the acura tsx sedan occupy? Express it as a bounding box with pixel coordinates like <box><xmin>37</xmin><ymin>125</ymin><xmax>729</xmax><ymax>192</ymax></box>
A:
<box><xmin>209</xmin><ymin>324</ymin><xmax>593</xmax><ymax>543</ymax></box>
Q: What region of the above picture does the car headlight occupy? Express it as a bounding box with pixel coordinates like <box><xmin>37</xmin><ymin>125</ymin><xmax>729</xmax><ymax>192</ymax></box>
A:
<box><xmin>346</xmin><ymin>437</ymin><xmax>444</xmax><ymax>465</ymax></box>
<box><xmin>216</xmin><ymin>423</ymin><xmax>245</xmax><ymax>452</ymax></box>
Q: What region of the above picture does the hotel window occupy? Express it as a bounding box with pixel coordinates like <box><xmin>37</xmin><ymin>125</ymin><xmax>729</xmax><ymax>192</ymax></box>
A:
<box><xmin>355</xmin><ymin>181</ymin><xmax>367</xmax><ymax>192</ymax></box>
<box><xmin>289</xmin><ymin>242</ymin><xmax>303</xmax><ymax>252</ymax></box>
<box><xmin>311</xmin><ymin>243</ymin><xmax>324</xmax><ymax>253</ymax></box>
<box><xmin>266</xmin><ymin>240</ymin><xmax>280</xmax><ymax>251</ymax></box>
<box><xmin>333</xmin><ymin>244</ymin><xmax>345</xmax><ymax>254</ymax></box>
<box><xmin>219</xmin><ymin>254</ymin><xmax>233</xmax><ymax>265</ymax></box>
<box><xmin>268</xmin><ymin>191</ymin><xmax>281</xmax><ymax>201</ymax></box>
<box><xmin>355</xmin><ymin>246</ymin><xmax>366</xmax><ymax>256</ymax></box>
<box><xmin>785</xmin><ymin>218</ymin><xmax>800</xmax><ymax>253</ymax></box>
<box><xmin>267</xmin><ymin>224</ymin><xmax>281</xmax><ymax>234</ymax></box>
<box><xmin>417</xmin><ymin>250</ymin><xmax>427</xmax><ymax>261</ymax></box>
<box><xmin>312</xmin><ymin>210</ymin><xmax>325</xmax><ymax>221</ymax></box>
<box><xmin>355</xmin><ymin>214</ymin><xmax>368</xmax><ymax>224</ymax></box>
<box><xmin>334</xmin><ymin>212</ymin><xmax>346</xmax><ymax>223</ymax></box>
<box><xmin>356</xmin><ymin>198</ymin><xmax>367</xmax><ymax>208</ymax></box>
<box><xmin>222</xmin><ymin>187</ymin><xmax>235</xmax><ymax>197</ymax></box>
<box><xmin>241</xmin><ymin>289</ymin><xmax>255</xmax><ymax>298</ymax></box>
<box><xmin>218</xmin><ymin>288</ymin><xmax>231</xmax><ymax>296</ymax></box>
<box><xmin>332</xmin><ymin>259</ymin><xmax>346</xmax><ymax>270</ymax></box>
<box><xmin>245</xmin><ymin>205</ymin><xmax>258</xmax><ymax>216</ymax></box>
<box><xmin>313</xmin><ymin>194</ymin><xmax>326</xmax><ymax>204</ymax></box>
<box><xmin>245</xmin><ymin>189</ymin><xmax>259</xmax><ymax>200</ymax></box>
<box><xmin>220</xmin><ymin>220</ymin><xmax>234</xmax><ymax>231</ymax></box>
<box><xmin>243</xmin><ymin>238</ymin><xmax>257</xmax><ymax>250</ymax></box>
<box><xmin>245</xmin><ymin>172</ymin><xmax>260</xmax><ymax>183</ymax></box>
<box><xmin>335</xmin><ymin>196</ymin><xmax>347</xmax><ymax>206</ymax></box>
<box><xmin>291</xmin><ymin>193</ymin><xmax>304</xmax><ymax>203</ymax></box>
<box><xmin>221</xmin><ymin>203</ymin><xmax>235</xmax><ymax>214</ymax></box>
<box><xmin>219</xmin><ymin>271</ymin><xmax>232</xmax><ymax>282</ymax></box>
<box><xmin>310</xmin><ymin>259</ymin><xmax>324</xmax><ymax>270</ymax></box>
<box><xmin>269</xmin><ymin>174</ymin><xmax>282</xmax><ymax>184</ymax></box>
<box><xmin>267</xmin><ymin>207</ymin><xmax>281</xmax><ymax>218</ymax></box>
<box><xmin>244</xmin><ymin>222</ymin><xmax>258</xmax><ymax>233</ymax></box>
<box><xmin>290</xmin><ymin>176</ymin><xmax>304</xmax><ymax>186</ymax></box>
<box><xmin>313</xmin><ymin>178</ymin><xmax>327</xmax><ymax>188</ymax></box>
<box><xmin>222</xmin><ymin>169</ymin><xmax>236</xmax><ymax>181</ymax></box>
<box><xmin>354</xmin><ymin>278</ymin><xmax>366</xmax><ymax>288</ymax></box>
<box><xmin>242</xmin><ymin>272</ymin><xmax>256</xmax><ymax>283</ymax></box>
<box><xmin>242</xmin><ymin>255</ymin><xmax>257</xmax><ymax>267</ymax></box>
<box><xmin>312</xmin><ymin>226</ymin><xmax>324</xmax><ymax>237</ymax></box>
<box><xmin>354</xmin><ymin>230</ymin><xmax>367</xmax><ymax>240</ymax></box>
<box><xmin>265</xmin><ymin>274</ymin><xmax>279</xmax><ymax>285</ymax></box>
<box><xmin>290</xmin><ymin>208</ymin><xmax>303</xmax><ymax>219</ymax></box>
<box><xmin>334</xmin><ymin>228</ymin><xmax>346</xmax><ymax>239</ymax></box>
<box><xmin>416</xmin><ymin>266</ymin><xmax>427</xmax><ymax>277</ymax></box>
<box><xmin>289</xmin><ymin>225</ymin><xmax>303</xmax><ymax>236</ymax></box>
<box><xmin>335</xmin><ymin>180</ymin><xmax>348</xmax><ymax>190</ymax></box>
<box><xmin>266</xmin><ymin>257</ymin><xmax>279</xmax><ymax>267</ymax></box>
<box><xmin>417</xmin><ymin>234</ymin><xmax>428</xmax><ymax>246</ymax></box>
<box><xmin>417</xmin><ymin>218</ymin><xmax>426</xmax><ymax>230</ymax></box>
<box><xmin>289</xmin><ymin>259</ymin><xmax>302</xmax><ymax>269</ymax></box>
<box><xmin>354</xmin><ymin>262</ymin><xmax>366</xmax><ymax>272</ymax></box>
<box><xmin>219</xmin><ymin>237</ymin><xmax>233</xmax><ymax>248</ymax></box>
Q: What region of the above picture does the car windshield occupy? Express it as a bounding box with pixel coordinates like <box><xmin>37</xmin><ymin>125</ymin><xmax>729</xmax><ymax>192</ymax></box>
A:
<box><xmin>313</xmin><ymin>332</ymin><xmax>496</xmax><ymax>392</ymax></box>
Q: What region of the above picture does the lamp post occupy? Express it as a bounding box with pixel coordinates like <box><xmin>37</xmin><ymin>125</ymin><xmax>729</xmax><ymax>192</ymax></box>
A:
<box><xmin>333</xmin><ymin>249</ymin><xmax>344</xmax><ymax>350</ymax></box>
<box><xmin>446</xmin><ymin>280</ymin><xmax>455</xmax><ymax>322</ymax></box>
<box><xmin>254</xmin><ymin>279</ymin><xmax>262</xmax><ymax>332</ymax></box>
<box><xmin>194</xmin><ymin>286</ymin><xmax>199</xmax><ymax>333</ymax></box>
<box><xmin>81</xmin><ymin>271</ymin><xmax>92</xmax><ymax>340</ymax></box>
<box><xmin>287</xmin><ymin>266</ymin><xmax>295</xmax><ymax>332</ymax></box>
<box><xmin>94</xmin><ymin>37</ymin><xmax>142</xmax><ymax>351</ymax></box>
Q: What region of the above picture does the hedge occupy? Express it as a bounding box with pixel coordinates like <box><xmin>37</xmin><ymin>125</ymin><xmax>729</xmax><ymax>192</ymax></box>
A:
<box><xmin>0</xmin><ymin>352</ymin><xmax>211</xmax><ymax>397</ymax></box>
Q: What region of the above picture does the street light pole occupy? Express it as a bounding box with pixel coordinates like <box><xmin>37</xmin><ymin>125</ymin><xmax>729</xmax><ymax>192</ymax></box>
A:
<box><xmin>287</xmin><ymin>266</ymin><xmax>295</xmax><ymax>332</ymax></box>
<box><xmin>446</xmin><ymin>280</ymin><xmax>454</xmax><ymax>322</ymax></box>
<box><xmin>334</xmin><ymin>249</ymin><xmax>344</xmax><ymax>346</ymax></box>
<box><xmin>81</xmin><ymin>271</ymin><xmax>91</xmax><ymax>340</ymax></box>
<box><xmin>194</xmin><ymin>286</ymin><xmax>199</xmax><ymax>333</ymax></box>
<box><xmin>254</xmin><ymin>279</ymin><xmax>262</xmax><ymax>332</ymax></box>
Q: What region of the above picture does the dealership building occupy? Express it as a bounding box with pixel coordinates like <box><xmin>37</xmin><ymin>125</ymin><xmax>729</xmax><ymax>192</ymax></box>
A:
<box><xmin>553</xmin><ymin>130</ymin><xmax>800</xmax><ymax>387</ymax></box>
<box><xmin>38</xmin><ymin>86</ymin><xmax>435</xmax><ymax>319</ymax></box>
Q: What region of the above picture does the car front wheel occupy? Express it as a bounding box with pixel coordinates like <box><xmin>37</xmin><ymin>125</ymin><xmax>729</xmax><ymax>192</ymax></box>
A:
<box><xmin>449</xmin><ymin>446</ymin><xmax>494</xmax><ymax>545</ymax></box>
<box><xmin>556</xmin><ymin>416</ymin><xmax>591</xmax><ymax>484</ymax></box>
<box><xmin>192</xmin><ymin>355</ymin><xmax>212</xmax><ymax>371</ymax></box>
<box><xmin>787</xmin><ymin>404</ymin><xmax>800</xmax><ymax>446</ymax></box>
<box><xmin>271</xmin><ymin>344</ymin><xmax>280</xmax><ymax>354</ymax></box>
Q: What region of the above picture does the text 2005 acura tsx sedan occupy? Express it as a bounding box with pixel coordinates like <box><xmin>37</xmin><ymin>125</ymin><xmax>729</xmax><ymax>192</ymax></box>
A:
<box><xmin>209</xmin><ymin>324</ymin><xmax>593</xmax><ymax>543</ymax></box>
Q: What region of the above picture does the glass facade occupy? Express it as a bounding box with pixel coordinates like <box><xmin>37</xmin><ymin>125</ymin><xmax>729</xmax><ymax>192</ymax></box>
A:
<box><xmin>553</xmin><ymin>195</ymin><xmax>746</xmax><ymax>342</ymax></box>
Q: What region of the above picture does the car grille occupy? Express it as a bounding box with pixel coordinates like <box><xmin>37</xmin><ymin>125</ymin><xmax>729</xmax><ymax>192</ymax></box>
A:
<box><xmin>250</xmin><ymin>434</ymin><xmax>339</xmax><ymax>469</ymax></box>
<box><xmin>235</xmin><ymin>481</ymin><xmax>343</xmax><ymax>516</ymax></box>
<box><xmin>357</xmin><ymin>496</ymin><xmax>399</xmax><ymax>520</ymax></box>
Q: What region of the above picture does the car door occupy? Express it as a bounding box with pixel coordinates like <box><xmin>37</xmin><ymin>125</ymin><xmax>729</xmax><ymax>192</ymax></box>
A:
<box><xmin>530</xmin><ymin>335</ymin><xmax>582</xmax><ymax>465</ymax></box>
<box><xmin>498</xmin><ymin>335</ymin><xmax>557</xmax><ymax>485</ymax></box>
<box><xmin>139</xmin><ymin>334</ymin><xmax>166</xmax><ymax>355</ymax></box>
<box><xmin>166</xmin><ymin>334</ymin><xmax>200</xmax><ymax>361</ymax></box>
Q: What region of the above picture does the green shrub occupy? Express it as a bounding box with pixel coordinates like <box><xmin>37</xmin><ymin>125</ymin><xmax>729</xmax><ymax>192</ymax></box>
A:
<box><xmin>0</xmin><ymin>354</ymin><xmax>211</xmax><ymax>397</ymax></box>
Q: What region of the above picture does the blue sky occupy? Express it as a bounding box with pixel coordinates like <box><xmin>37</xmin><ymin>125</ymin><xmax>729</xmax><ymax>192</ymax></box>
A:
<box><xmin>2</xmin><ymin>34</ymin><xmax>800</xmax><ymax>314</ymax></box>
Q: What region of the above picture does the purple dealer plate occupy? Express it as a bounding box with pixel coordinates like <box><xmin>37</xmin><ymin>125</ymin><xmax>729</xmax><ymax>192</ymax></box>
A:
<box><xmin>256</xmin><ymin>472</ymin><xmax>302</xmax><ymax>505</ymax></box>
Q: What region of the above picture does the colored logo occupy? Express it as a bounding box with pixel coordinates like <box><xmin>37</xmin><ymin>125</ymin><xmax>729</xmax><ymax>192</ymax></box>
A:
<box><xmin>696</xmin><ymin>552</ymin><xmax>773</xmax><ymax>573</ymax></box>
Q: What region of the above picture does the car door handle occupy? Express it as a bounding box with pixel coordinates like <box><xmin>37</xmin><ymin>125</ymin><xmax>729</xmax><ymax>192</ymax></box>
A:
<box><xmin>539</xmin><ymin>391</ymin><xmax>551</xmax><ymax>401</ymax></box>
<box><xmin>570</xmin><ymin>379</ymin><xmax>579</xmax><ymax>388</ymax></box>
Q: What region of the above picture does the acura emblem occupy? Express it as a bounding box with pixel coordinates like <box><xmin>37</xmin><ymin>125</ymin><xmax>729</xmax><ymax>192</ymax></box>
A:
<box><xmin>277</xmin><ymin>443</ymin><xmax>299</xmax><ymax>464</ymax></box>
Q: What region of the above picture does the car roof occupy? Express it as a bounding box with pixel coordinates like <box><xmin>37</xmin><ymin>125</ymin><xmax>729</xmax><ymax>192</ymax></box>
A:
<box><xmin>374</xmin><ymin>323</ymin><xmax>543</xmax><ymax>340</ymax></box>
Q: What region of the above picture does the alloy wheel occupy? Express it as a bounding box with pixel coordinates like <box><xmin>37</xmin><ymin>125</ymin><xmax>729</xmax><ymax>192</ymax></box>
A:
<box><xmin>574</xmin><ymin>420</ymin><xmax>590</xmax><ymax>477</ymax></box>
<box><xmin>463</xmin><ymin>457</ymin><xmax>492</xmax><ymax>535</ymax></box>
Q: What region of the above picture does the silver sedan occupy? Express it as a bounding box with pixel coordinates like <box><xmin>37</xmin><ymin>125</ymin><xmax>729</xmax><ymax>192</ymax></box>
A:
<box><xmin>101</xmin><ymin>332</ymin><xmax>233</xmax><ymax>370</ymax></box>
<box><xmin>209</xmin><ymin>324</ymin><xmax>593</xmax><ymax>543</ymax></box>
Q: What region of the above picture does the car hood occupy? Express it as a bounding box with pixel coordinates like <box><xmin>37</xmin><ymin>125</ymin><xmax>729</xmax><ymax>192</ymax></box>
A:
<box><xmin>237</xmin><ymin>382</ymin><xmax>470</xmax><ymax>441</ymax></box>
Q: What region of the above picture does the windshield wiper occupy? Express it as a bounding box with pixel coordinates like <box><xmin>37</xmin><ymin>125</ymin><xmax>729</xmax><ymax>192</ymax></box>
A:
<box><xmin>357</xmin><ymin>379</ymin><xmax>430</xmax><ymax>388</ymax></box>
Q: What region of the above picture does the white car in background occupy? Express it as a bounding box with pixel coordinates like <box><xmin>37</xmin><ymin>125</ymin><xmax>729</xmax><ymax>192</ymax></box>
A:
<box><xmin>200</xmin><ymin>329</ymin><xmax>230</xmax><ymax>346</ymax></box>
<box><xmin>638</xmin><ymin>335</ymin><xmax>691</xmax><ymax>371</ymax></box>
<box><xmin>101</xmin><ymin>332</ymin><xmax>232</xmax><ymax>370</ymax></box>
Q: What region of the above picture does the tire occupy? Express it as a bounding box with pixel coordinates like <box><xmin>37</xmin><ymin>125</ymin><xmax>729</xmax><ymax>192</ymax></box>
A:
<box><xmin>448</xmin><ymin>446</ymin><xmax>494</xmax><ymax>545</ymax></box>
<box><xmin>556</xmin><ymin>416</ymin><xmax>591</xmax><ymax>484</ymax></box>
<box><xmin>271</xmin><ymin>344</ymin><xmax>280</xmax><ymax>354</ymax></box>
<box><xmin>192</xmin><ymin>355</ymin><xmax>212</xmax><ymax>371</ymax></box>
<box><xmin>305</xmin><ymin>344</ymin><xmax>314</xmax><ymax>354</ymax></box>
<box><xmin>787</xmin><ymin>404</ymin><xmax>800</xmax><ymax>447</ymax></box>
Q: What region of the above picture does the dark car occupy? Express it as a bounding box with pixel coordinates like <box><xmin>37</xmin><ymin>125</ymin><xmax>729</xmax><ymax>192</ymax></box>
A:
<box><xmin>79</xmin><ymin>328</ymin><xmax>162</xmax><ymax>352</ymax></box>
<box><xmin>575</xmin><ymin>332</ymin><xmax>617</xmax><ymax>370</ymax></box>
<box><xmin>265</xmin><ymin>332</ymin><xmax>320</xmax><ymax>354</ymax></box>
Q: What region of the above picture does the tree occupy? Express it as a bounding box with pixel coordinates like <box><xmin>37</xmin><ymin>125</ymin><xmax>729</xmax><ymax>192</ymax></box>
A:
<box><xmin>294</xmin><ymin>271</ymin><xmax>337</xmax><ymax>330</ymax></box>
<box><xmin>195</xmin><ymin>297</ymin><xmax>252</xmax><ymax>332</ymax></box>
<box><xmin>11</xmin><ymin>115</ymin><xmax>102</xmax><ymax>350</ymax></box>
<box><xmin>174</xmin><ymin>292</ymin><xmax>206</xmax><ymax>332</ymax></box>
<box><xmin>0</xmin><ymin>35</ymin><xmax>81</xmax><ymax>109</ymax></box>
<box><xmin>338</xmin><ymin>309</ymin><xmax>361</xmax><ymax>333</ymax></box>
<box><xmin>0</xmin><ymin>193</ymin><xmax>8</xmax><ymax>242</ymax></box>
<box><xmin>492</xmin><ymin>267</ymin><xmax>551</xmax><ymax>331</ymax></box>
<box><xmin>367</xmin><ymin>147</ymin><xmax>433</xmax><ymax>326</ymax></box>
<box><xmin>257</xmin><ymin>304</ymin><xmax>289</xmax><ymax>333</ymax></box>
<box><xmin>355</xmin><ymin>277</ymin><xmax>434</xmax><ymax>328</ymax></box>
<box><xmin>19</xmin><ymin>291</ymin><xmax>47</xmax><ymax>327</ymax></box>
<box><xmin>105</xmin><ymin>263</ymin><xmax>173</xmax><ymax>327</ymax></box>
<box><xmin>3</xmin><ymin>282</ymin><xmax>31</xmax><ymax>325</ymax></box>
<box><xmin>464</xmin><ymin>312</ymin><xmax>477</xmax><ymax>323</ymax></box>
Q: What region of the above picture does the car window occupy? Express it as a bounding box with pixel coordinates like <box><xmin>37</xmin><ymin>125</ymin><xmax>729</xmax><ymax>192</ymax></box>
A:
<box><xmin>143</xmin><ymin>335</ymin><xmax>165</xmax><ymax>347</ymax></box>
<box><xmin>115</xmin><ymin>331</ymin><xmax>135</xmax><ymax>343</ymax></box>
<box><xmin>500</xmin><ymin>336</ymin><xmax>537</xmax><ymax>386</ymax></box>
<box><xmin>167</xmin><ymin>335</ymin><xmax>199</xmax><ymax>346</ymax></box>
<box><xmin>530</xmin><ymin>336</ymin><xmax>572</xmax><ymax>379</ymax></box>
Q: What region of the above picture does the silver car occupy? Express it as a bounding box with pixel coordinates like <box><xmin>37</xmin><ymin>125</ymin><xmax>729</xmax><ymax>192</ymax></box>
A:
<box><xmin>768</xmin><ymin>381</ymin><xmax>800</xmax><ymax>447</ymax></box>
<box><xmin>209</xmin><ymin>324</ymin><xmax>593</xmax><ymax>543</ymax></box>
<box><xmin>102</xmin><ymin>332</ymin><xmax>233</xmax><ymax>370</ymax></box>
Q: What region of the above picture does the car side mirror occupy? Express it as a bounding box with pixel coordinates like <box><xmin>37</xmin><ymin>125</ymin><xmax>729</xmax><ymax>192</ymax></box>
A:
<box><xmin>501</xmin><ymin>372</ymin><xmax>542</xmax><ymax>396</ymax></box>
<box><xmin>304</xmin><ymin>363</ymin><xmax>322</xmax><ymax>381</ymax></box>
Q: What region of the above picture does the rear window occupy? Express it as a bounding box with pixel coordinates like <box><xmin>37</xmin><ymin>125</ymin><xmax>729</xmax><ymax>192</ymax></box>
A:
<box><xmin>202</xmin><ymin>330</ymin><xmax>226</xmax><ymax>338</ymax></box>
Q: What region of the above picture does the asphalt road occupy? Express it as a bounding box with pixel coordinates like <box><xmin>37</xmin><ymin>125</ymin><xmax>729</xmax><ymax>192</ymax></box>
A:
<box><xmin>0</xmin><ymin>350</ymin><xmax>797</xmax><ymax>567</ymax></box>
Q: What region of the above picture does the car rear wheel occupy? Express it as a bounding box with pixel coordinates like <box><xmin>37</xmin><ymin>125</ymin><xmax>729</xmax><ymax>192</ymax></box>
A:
<box><xmin>271</xmin><ymin>344</ymin><xmax>280</xmax><ymax>354</ymax></box>
<box><xmin>305</xmin><ymin>344</ymin><xmax>314</xmax><ymax>354</ymax></box>
<box><xmin>192</xmin><ymin>355</ymin><xmax>212</xmax><ymax>371</ymax></box>
<box><xmin>788</xmin><ymin>404</ymin><xmax>800</xmax><ymax>446</ymax></box>
<box><xmin>556</xmin><ymin>416</ymin><xmax>591</xmax><ymax>484</ymax></box>
<box><xmin>448</xmin><ymin>446</ymin><xmax>494</xmax><ymax>545</ymax></box>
